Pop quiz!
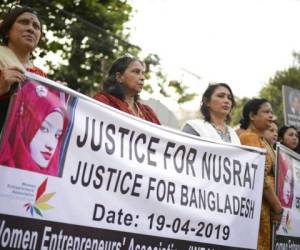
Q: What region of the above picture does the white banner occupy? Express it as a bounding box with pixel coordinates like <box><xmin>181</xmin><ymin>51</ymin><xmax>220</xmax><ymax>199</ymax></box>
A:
<box><xmin>0</xmin><ymin>73</ymin><xmax>265</xmax><ymax>250</ymax></box>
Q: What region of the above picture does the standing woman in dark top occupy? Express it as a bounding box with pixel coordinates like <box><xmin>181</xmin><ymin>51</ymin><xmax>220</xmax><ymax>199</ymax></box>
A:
<box><xmin>93</xmin><ymin>56</ymin><xmax>160</xmax><ymax>125</ymax></box>
<box><xmin>0</xmin><ymin>6</ymin><xmax>46</xmax><ymax>132</ymax></box>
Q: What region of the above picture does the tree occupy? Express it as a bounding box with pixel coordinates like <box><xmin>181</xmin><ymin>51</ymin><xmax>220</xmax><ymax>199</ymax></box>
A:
<box><xmin>230</xmin><ymin>97</ymin><xmax>250</xmax><ymax>127</ymax></box>
<box><xmin>1</xmin><ymin>0</ymin><xmax>197</xmax><ymax>105</ymax></box>
<box><xmin>144</xmin><ymin>54</ymin><xmax>197</xmax><ymax>104</ymax></box>
<box><xmin>259</xmin><ymin>53</ymin><xmax>300</xmax><ymax>126</ymax></box>
<box><xmin>1</xmin><ymin>0</ymin><xmax>138</xmax><ymax>94</ymax></box>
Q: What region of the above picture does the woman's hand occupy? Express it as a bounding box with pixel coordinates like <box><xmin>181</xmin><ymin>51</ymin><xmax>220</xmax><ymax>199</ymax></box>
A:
<box><xmin>263</xmin><ymin>181</ymin><xmax>283</xmax><ymax>230</ymax></box>
<box><xmin>271</xmin><ymin>207</ymin><xmax>283</xmax><ymax>230</ymax></box>
<box><xmin>0</xmin><ymin>67</ymin><xmax>26</xmax><ymax>95</ymax></box>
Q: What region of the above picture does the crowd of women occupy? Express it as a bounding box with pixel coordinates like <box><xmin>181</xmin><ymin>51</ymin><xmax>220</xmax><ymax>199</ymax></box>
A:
<box><xmin>0</xmin><ymin>6</ymin><xmax>300</xmax><ymax>250</ymax></box>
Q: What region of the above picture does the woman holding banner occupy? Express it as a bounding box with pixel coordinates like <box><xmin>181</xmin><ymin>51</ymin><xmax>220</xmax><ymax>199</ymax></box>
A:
<box><xmin>239</xmin><ymin>98</ymin><xmax>283</xmax><ymax>250</ymax></box>
<box><xmin>0</xmin><ymin>81</ymin><xmax>68</xmax><ymax>176</ymax></box>
<box><xmin>182</xmin><ymin>83</ymin><xmax>240</xmax><ymax>144</ymax></box>
<box><xmin>93</xmin><ymin>56</ymin><xmax>161</xmax><ymax>125</ymax></box>
<box><xmin>0</xmin><ymin>6</ymin><xmax>46</xmax><ymax>132</ymax></box>
<box><xmin>278</xmin><ymin>125</ymin><xmax>299</xmax><ymax>153</ymax></box>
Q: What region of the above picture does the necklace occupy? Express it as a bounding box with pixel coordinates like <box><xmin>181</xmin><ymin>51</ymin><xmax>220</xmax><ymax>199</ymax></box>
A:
<box><xmin>211</xmin><ymin>123</ymin><xmax>231</xmax><ymax>142</ymax></box>
<box><xmin>128</xmin><ymin>101</ymin><xmax>145</xmax><ymax>119</ymax></box>
<box><xmin>134</xmin><ymin>103</ymin><xmax>145</xmax><ymax>119</ymax></box>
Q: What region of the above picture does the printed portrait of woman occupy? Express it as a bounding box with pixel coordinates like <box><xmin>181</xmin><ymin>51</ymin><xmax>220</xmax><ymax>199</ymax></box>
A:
<box><xmin>288</xmin><ymin>91</ymin><xmax>300</xmax><ymax>116</ymax></box>
<box><xmin>278</xmin><ymin>152</ymin><xmax>295</xmax><ymax>208</ymax></box>
<box><xmin>0</xmin><ymin>80</ymin><xmax>68</xmax><ymax>176</ymax></box>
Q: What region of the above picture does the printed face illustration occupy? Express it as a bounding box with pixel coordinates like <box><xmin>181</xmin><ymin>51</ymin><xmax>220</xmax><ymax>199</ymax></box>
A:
<box><xmin>291</xmin><ymin>95</ymin><xmax>300</xmax><ymax>113</ymax></box>
<box><xmin>30</xmin><ymin>111</ymin><xmax>64</xmax><ymax>168</ymax></box>
<box><xmin>283</xmin><ymin>168</ymin><xmax>293</xmax><ymax>205</ymax></box>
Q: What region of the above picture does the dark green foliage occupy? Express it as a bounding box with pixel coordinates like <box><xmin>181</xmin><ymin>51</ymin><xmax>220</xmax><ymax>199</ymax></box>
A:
<box><xmin>230</xmin><ymin>97</ymin><xmax>250</xmax><ymax>127</ymax></box>
<box><xmin>260</xmin><ymin>53</ymin><xmax>300</xmax><ymax>126</ymax></box>
<box><xmin>231</xmin><ymin>53</ymin><xmax>300</xmax><ymax>127</ymax></box>
<box><xmin>1</xmin><ymin>0</ymin><xmax>138</xmax><ymax>95</ymax></box>
<box><xmin>144</xmin><ymin>54</ymin><xmax>197</xmax><ymax>104</ymax></box>
<box><xmin>0</xmin><ymin>0</ymin><xmax>197</xmax><ymax>104</ymax></box>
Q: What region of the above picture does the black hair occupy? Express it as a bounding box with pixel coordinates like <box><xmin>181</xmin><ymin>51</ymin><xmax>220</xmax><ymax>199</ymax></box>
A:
<box><xmin>296</xmin><ymin>131</ymin><xmax>300</xmax><ymax>154</ymax></box>
<box><xmin>240</xmin><ymin>98</ymin><xmax>269</xmax><ymax>129</ymax></box>
<box><xmin>278</xmin><ymin>124</ymin><xmax>299</xmax><ymax>150</ymax></box>
<box><xmin>278</xmin><ymin>125</ymin><xmax>298</xmax><ymax>140</ymax></box>
<box><xmin>102</xmin><ymin>56</ymin><xmax>143</xmax><ymax>101</ymax></box>
<box><xmin>0</xmin><ymin>5</ymin><xmax>42</xmax><ymax>46</ymax></box>
<box><xmin>200</xmin><ymin>83</ymin><xmax>235</xmax><ymax>123</ymax></box>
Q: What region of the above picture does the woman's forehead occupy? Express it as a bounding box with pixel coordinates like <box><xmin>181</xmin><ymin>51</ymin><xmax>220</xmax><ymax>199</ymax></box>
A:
<box><xmin>16</xmin><ymin>12</ymin><xmax>40</xmax><ymax>24</ymax></box>
<box><xmin>259</xmin><ymin>102</ymin><xmax>271</xmax><ymax>110</ymax></box>
<box><xmin>128</xmin><ymin>60</ymin><xmax>144</xmax><ymax>68</ymax></box>
<box><xmin>213</xmin><ymin>86</ymin><xmax>230</xmax><ymax>94</ymax></box>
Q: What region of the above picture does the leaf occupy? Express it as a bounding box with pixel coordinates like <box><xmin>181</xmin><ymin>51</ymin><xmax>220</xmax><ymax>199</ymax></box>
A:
<box><xmin>35</xmin><ymin>178</ymin><xmax>48</xmax><ymax>201</ymax></box>
<box><xmin>30</xmin><ymin>206</ymin><xmax>34</xmax><ymax>216</ymax></box>
<box><xmin>36</xmin><ymin>203</ymin><xmax>54</xmax><ymax>210</ymax></box>
<box><xmin>33</xmin><ymin>206</ymin><xmax>43</xmax><ymax>217</ymax></box>
<box><xmin>24</xmin><ymin>203</ymin><xmax>31</xmax><ymax>208</ymax></box>
<box><xmin>36</xmin><ymin>192</ymin><xmax>55</xmax><ymax>204</ymax></box>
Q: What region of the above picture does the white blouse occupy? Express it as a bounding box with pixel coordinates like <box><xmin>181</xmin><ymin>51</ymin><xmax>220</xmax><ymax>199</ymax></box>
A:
<box><xmin>183</xmin><ymin>119</ymin><xmax>241</xmax><ymax>145</ymax></box>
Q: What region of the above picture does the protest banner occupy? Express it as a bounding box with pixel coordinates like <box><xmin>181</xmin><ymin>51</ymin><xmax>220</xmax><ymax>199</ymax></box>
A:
<box><xmin>282</xmin><ymin>85</ymin><xmax>300</xmax><ymax>130</ymax></box>
<box><xmin>273</xmin><ymin>144</ymin><xmax>300</xmax><ymax>250</ymax></box>
<box><xmin>0</xmin><ymin>73</ymin><xmax>266</xmax><ymax>250</ymax></box>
